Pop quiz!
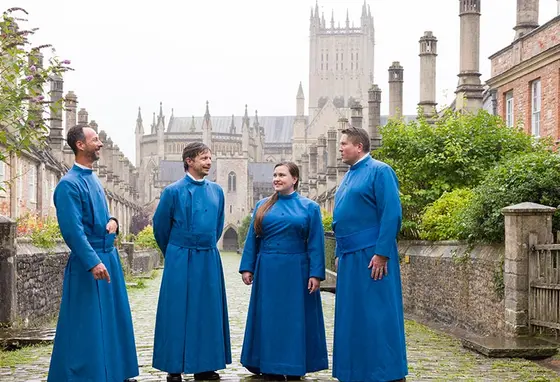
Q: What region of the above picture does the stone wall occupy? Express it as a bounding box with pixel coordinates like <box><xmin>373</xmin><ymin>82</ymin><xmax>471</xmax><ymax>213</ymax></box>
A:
<box><xmin>324</xmin><ymin>234</ymin><xmax>505</xmax><ymax>335</ymax></box>
<box><xmin>15</xmin><ymin>239</ymin><xmax>68</xmax><ymax>325</ymax></box>
<box><xmin>0</xmin><ymin>216</ymin><xmax>162</xmax><ymax>327</ymax></box>
<box><xmin>399</xmin><ymin>241</ymin><xmax>505</xmax><ymax>336</ymax></box>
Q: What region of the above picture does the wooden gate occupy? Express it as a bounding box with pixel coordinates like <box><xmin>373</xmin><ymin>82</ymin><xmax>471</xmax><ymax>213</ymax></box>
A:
<box><xmin>530</xmin><ymin>240</ymin><xmax>560</xmax><ymax>336</ymax></box>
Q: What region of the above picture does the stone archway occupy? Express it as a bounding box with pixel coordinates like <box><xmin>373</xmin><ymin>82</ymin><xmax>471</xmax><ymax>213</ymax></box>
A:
<box><xmin>223</xmin><ymin>227</ymin><xmax>238</xmax><ymax>252</ymax></box>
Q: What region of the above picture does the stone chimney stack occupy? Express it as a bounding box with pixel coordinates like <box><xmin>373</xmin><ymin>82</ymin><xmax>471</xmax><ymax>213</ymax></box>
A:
<box><xmin>388</xmin><ymin>61</ymin><xmax>404</xmax><ymax>118</ymax></box>
<box><xmin>77</xmin><ymin>108</ymin><xmax>88</xmax><ymax>126</ymax></box>
<box><xmin>368</xmin><ymin>84</ymin><xmax>382</xmax><ymax>150</ymax></box>
<box><xmin>65</xmin><ymin>91</ymin><xmax>77</xmax><ymax>130</ymax></box>
<box><xmin>327</xmin><ymin>127</ymin><xmax>338</xmax><ymax>190</ymax></box>
<box><xmin>49</xmin><ymin>74</ymin><xmax>64</xmax><ymax>161</ymax></box>
<box><xmin>455</xmin><ymin>0</ymin><xmax>483</xmax><ymax>113</ymax></box>
<box><xmin>418</xmin><ymin>31</ymin><xmax>438</xmax><ymax>119</ymax></box>
<box><xmin>514</xmin><ymin>0</ymin><xmax>539</xmax><ymax>40</ymax></box>
<box><xmin>350</xmin><ymin>101</ymin><xmax>363</xmax><ymax>129</ymax></box>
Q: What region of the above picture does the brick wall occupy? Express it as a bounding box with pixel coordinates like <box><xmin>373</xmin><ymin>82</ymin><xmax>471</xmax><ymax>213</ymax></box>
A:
<box><xmin>495</xmin><ymin>61</ymin><xmax>560</xmax><ymax>139</ymax></box>
<box><xmin>491</xmin><ymin>17</ymin><xmax>560</xmax><ymax>77</ymax></box>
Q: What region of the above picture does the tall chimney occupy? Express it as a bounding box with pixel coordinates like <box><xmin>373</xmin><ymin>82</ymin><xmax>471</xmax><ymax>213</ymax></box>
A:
<box><xmin>368</xmin><ymin>84</ymin><xmax>382</xmax><ymax>150</ymax></box>
<box><xmin>350</xmin><ymin>101</ymin><xmax>363</xmax><ymax>129</ymax></box>
<box><xmin>388</xmin><ymin>61</ymin><xmax>404</xmax><ymax>118</ymax></box>
<box><xmin>418</xmin><ymin>31</ymin><xmax>438</xmax><ymax>119</ymax></box>
<box><xmin>455</xmin><ymin>0</ymin><xmax>483</xmax><ymax>113</ymax></box>
<box><xmin>514</xmin><ymin>0</ymin><xmax>539</xmax><ymax>40</ymax></box>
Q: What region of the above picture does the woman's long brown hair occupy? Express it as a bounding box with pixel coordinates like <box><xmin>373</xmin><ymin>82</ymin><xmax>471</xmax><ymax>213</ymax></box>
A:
<box><xmin>253</xmin><ymin>162</ymin><xmax>300</xmax><ymax>236</ymax></box>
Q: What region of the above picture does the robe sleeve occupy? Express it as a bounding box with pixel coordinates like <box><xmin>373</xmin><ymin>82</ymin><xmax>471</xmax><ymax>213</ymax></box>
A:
<box><xmin>54</xmin><ymin>180</ymin><xmax>101</xmax><ymax>272</ymax></box>
<box><xmin>373</xmin><ymin>165</ymin><xmax>402</xmax><ymax>259</ymax></box>
<box><xmin>307</xmin><ymin>203</ymin><xmax>326</xmax><ymax>280</ymax></box>
<box><xmin>216</xmin><ymin>186</ymin><xmax>225</xmax><ymax>240</ymax></box>
<box><xmin>239</xmin><ymin>200</ymin><xmax>262</xmax><ymax>274</ymax></box>
<box><xmin>153</xmin><ymin>186</ymin><xmax>174</xmax><ymax>256</ymax></box>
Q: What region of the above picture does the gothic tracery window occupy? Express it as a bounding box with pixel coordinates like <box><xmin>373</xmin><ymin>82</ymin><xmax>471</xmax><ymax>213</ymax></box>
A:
<box><xmin>228</xmin><ymin>171</ymin><xmax>236</xmax><ymax>192</ymax></box>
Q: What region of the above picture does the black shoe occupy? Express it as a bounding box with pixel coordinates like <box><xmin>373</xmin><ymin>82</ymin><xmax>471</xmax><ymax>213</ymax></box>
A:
<box><xmin>194</xmin><ymin>371</ymin><xmax>220</xmax><ymax>380</ymax></box>
<box><xmin>262</xmin><ymin>374</ymin><xmax>285</xmax><ymax>381</ymax></box>
<box><xmin>246</xmin><ymin>366</ymin><xmax>261</xmax><ymax>375</ymax></box>
<box><xmin>286</xmin><ymin>376</ymin><xmax>302</xmax><ymax>381</ymax></box>
<box><xmin>167</xmin><ymin>373</ymin><xmax>183</xmax><ymax>382</ymax></box>
<box><xmin>124</xmin><ymin>379</ymin><xmax>138</xmax><ymax>382</ymax></box>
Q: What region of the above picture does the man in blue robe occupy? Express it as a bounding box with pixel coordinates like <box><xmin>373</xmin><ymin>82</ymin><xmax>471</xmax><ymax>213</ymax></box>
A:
<box><xmin>332</xmin><ymin>127</ymin><xmax>408</xmax><ymax>382</ymax></box>
<box><xmin>48</xmin><ymin>125</ymin><xmax>139</xmax><ymax>382</ymax></box>
<box><xmin>152</xmin><ymin>141</ymin><xmax>231</xmax><ymax>382</ymax></box>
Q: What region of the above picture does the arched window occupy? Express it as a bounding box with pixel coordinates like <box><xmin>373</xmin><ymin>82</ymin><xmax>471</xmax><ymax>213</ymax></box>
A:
<box><xmin>228</xmin><ymin>171</ymin><xmax>236</xmax><ymax>192</ymax></box>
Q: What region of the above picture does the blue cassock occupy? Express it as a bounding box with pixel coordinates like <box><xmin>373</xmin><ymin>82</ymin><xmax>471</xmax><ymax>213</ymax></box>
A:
<box><xmin>239</xmin><ymin>192</ymin><xmax>328</xmax><ymax>376</ymax></box>
<box><xmin>152</xmin><ymin>175</ymin><xmax>231</xmax><ymax>374</ymax></box>
<box><xmin>332</xmin><ymin>156</ymin><xmax>408</xmax><ymax>382</ymax></box>
<box><xmin>48</xmin><ymin>164</ymin><xmax>138</xmax><ymax>382</ymax></box>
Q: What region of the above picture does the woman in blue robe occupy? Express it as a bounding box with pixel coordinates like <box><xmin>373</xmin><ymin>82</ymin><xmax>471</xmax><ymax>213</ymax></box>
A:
<box><xmin>239</xmin><ymin>161</ymin><xmax>328</xmax><ymax>381</ymax></box>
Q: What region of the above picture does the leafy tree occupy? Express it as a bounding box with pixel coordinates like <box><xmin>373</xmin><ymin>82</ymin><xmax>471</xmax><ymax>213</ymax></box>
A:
<box><xmin>419</xmin><ymin>188</ymin><xmax>473</xmax><ymax>241</ymax></box>
<box><xmin>373</xmin><ymin>109</ymin><xmax>545</xmax><ymax>238</ymax></box>
<box><xmin>1</xmin><ymin>7</ymin><xmax>71</xmax><ymax>188</ymax></box>
<box><xmin>461</xmin><ymin>151</ymin><xmax>560</xmax><ymax>243</ymax></box>
<box><xmin>237</xmin><ymin>214</ymin><xmax>251</xmax><ymax>248</ymax></box>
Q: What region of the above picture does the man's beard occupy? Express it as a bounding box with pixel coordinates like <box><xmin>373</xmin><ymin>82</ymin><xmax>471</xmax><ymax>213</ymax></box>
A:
<box><xmin>87</xmin><ymin>150</ymin><xmax>99</xmax><ymax>163</ymax></box>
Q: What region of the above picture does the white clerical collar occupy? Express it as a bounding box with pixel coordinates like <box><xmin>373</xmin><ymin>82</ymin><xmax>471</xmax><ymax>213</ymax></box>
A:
<box><xmin>187</xmin><ymin>171</ymin><xmax>204</xmax><ymax>183</ymax></box>
<box><xmin>74</xmin><ymin>162</ymin><xmax>92</xmax><ymax>170</ymax></box>
<box><xmin>354</xmin><ymin>154</ymin><xmax>369</xmax><ymax>165</ymax></box>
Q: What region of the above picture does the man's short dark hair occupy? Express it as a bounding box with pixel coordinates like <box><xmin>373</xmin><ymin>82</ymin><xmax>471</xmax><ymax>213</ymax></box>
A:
<box><xmin>183</xmin><ymin>142</ymin><xmax>210</xmax><ymax>171</ymax></box>
<box><xmin>341</xmin><ymin>126</ymin><xmax>370</xmax><ymax>153</ymax></box>
<box><xmin>66</xmin><ymin>125</ymin><xmax>86</xmax><ymax>155</ymax></box>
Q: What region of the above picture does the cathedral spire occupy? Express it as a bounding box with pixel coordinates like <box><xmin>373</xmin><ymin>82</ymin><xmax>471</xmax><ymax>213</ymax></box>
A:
<box><xmin>315</xmin><ymin>0</ymin><xmax>319</xmax><ymax>18</ymax></box>
<box><xmin>346</xmin><ymin>9</ymin><xmax>350</xmax><ymax>28</ymax></box>
<box><xmin>331</xmin><ymin>10</ymin><xmax>335</xmax><ymax>29</ymax></box>
<box><xmin>297</xmin><ymin>82</ymin><xmax>304</xmax><ymax>99</ymax></box>
<box><xmin>135</xmin><ymin>107</ymin><xmax>144</xmax><ymax>134</ymax></box>
<box><xmin>362</xmin><ymin>1</ymin><xmax>367</xmax><ymax>17</ymax></box>
<box><xmin>204</xmin><ymin>100</ymin><xmax>210</xmax><ymax>121</ymax></box>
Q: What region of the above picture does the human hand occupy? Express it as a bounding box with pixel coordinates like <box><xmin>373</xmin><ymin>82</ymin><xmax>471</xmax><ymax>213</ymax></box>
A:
<box><xmin>91</xmin><ymin>263</ymin><xmax>111</xmax><ymax>283</ymax></box>
<box><xmin>368</xmin><ymin>254</ymin><xmax>388</xmax><ymax>280</ymax></box>
<box><xmin>106</xmin><ymin>219</ymin><xmax>118</xmax><ymax>234</ymax></box>
<box><xmin>308</xmin><ymin>277</ymin><xmax>320</xmax><ymax>293</ymax></box>
<box><xmin>242</xmin><ymin>271</ymin><xmax>253</xmax><ymax>285</ymax></box>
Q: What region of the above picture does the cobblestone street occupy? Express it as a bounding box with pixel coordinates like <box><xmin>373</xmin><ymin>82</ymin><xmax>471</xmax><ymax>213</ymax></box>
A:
<box><xmin>1</xmin><ymin>252</ymin><xmax>560</xmax><ymax>381</ymax></box>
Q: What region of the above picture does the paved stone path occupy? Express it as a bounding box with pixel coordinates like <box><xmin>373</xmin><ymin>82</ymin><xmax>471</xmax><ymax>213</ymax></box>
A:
<box><xmin>1</xmin><ymin>252</ymin><xmax>560</xmax><ymax>381</ymax></box>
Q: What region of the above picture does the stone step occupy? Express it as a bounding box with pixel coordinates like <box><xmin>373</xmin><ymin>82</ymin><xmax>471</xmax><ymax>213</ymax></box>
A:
<box><xmin>0</xmin><ymin>328</ymin><xmax>55</xmax><ymax>350</ymax></box>
<box><xmin>461</xmin><ymin>335</ymin><xmax>558</xmax><ymax>359</ymax></box>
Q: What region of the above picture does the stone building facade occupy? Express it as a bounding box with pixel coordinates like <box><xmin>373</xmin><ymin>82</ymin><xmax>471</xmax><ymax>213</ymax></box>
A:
<box><xmin>137</xmin><ymin>1</ymin><xmax>415</xmax><ymax>240</ymax></box>
<box><xmin>0</xmin><ymin>74</ymin><xmax>142</xmax><ymax>235</ymax></box>
<box><xmin>486</xmin><ymin>3</ymin><xmax>559</xmax><ymax>141</ymax></box>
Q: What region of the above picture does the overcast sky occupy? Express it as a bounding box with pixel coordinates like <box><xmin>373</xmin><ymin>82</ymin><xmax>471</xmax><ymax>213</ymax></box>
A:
<box><xmin>14</xmin><ymin>0</ymin><xmax>559</xmax><ymax>161</ymax></box>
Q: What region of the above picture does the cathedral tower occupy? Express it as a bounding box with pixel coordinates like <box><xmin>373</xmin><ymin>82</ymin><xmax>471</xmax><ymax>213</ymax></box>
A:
<box><xmin>308</xmin><ymin>1</ymin><xmax>375</xmax><ymax>125</ymax></box>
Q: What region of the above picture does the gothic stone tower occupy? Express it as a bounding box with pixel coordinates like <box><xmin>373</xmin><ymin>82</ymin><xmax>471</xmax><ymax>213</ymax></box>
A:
<box><xmin>308</xmin><ymin>1</ymin><xmax>375</xmax><ymax>124</ymax></box>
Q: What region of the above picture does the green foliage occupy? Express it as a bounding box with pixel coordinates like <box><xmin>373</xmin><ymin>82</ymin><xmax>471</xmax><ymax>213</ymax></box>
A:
<box><xmin>324</xmin><ymin>235</ymin><xmax>336</xmax><ymax>272</ymax></box>
<box><xmin>237</xmin><ymin>214</ymin><xmax>251</xmax><ymax>248</ymax></box>
<box><xmin>373</xmin><ymin>109</ymin><xmax>544</xmax><ymax>238</ymax></box>
<box><xmin>321</xmin><ymin>209</ymin><xmax>333</xmax><ymax>232</ymax></box>
<box><xmin>419</xmin><ymin>189</ymin><xmax>474</xmax><ymax>241</ymax></box>
<box><xmin>124</xmin><ymin>233</ymin><xmax>135</xmax><ymax>242</ymax></box>
<box><xmin>0</xmin><ymin>8</ymin><xmax>72</xmax><ymax>190</ymax></box>
<box><xmin>461</xmin><ymin>151</ymin><xmax>560</xmax><ymax>243</ymax></box>
<box><xmin>134</xmin><ymin>225</ymin><xmax>158</xmax><ymax>250</ymax></box>
<box><xmin>29</xmin><ymin>218</ymin><xmax>61</xmax><ymax>250</ymax></box>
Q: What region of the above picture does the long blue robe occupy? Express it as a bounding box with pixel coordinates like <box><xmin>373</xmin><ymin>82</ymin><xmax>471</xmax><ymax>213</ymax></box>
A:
<box><xmin>152</xmin><ymin>175</ymin><xmax>231</xmax><ymax>374</ymax></box>
<box><xmin>332</xmin><ymin>156</ymin><xmax>408</xmax><ymax>382</ymax></box>
<box><xmin>239</xmin><ymin>192</ymin><xmax>328</xmax><ymax>376</ymax></box>
<box><xmin>48</xmin><ymin>164</ymin><xmax>138</xmax><ymax>382</ymax></box>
